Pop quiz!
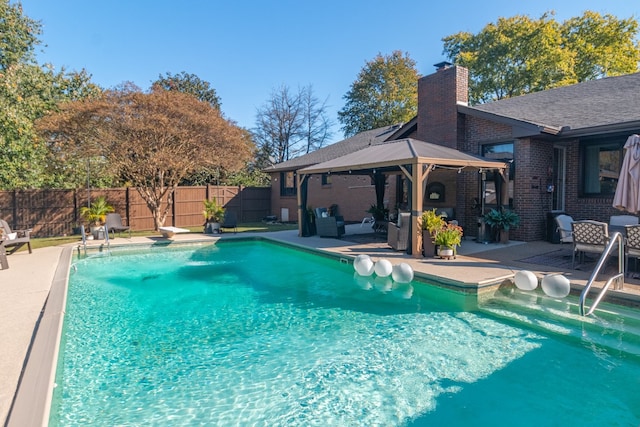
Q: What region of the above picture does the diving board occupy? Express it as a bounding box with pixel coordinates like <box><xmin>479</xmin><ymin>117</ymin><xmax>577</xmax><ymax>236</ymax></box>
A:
<box><xmin>158</xmin><ymin>226</ymin><xmax>189</xmax><ymax>238</ymax></box>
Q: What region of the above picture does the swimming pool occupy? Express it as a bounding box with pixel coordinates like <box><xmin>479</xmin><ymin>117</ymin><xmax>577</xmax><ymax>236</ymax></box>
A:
<box><xmin>50</xmin><ymin>240</ymin><xmax>640</xmax><ymax>426</ymax></box>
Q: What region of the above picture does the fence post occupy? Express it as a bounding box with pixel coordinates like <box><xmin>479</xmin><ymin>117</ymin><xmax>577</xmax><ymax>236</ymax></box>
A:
<box><xmin>240</xmin><ymin>185</ymin><xmax>244</xmax><ymax>222</ymax></box>
<box><xmin>171</xmin><ymin>188</ymin><xmax>177</xmax><ymax>227</ymax></box>
<box><xmin>125</xmin><ymin>187</ymin><xmax>131</xmax><ymax>227</ymax></box>
<box><xmin>12</xmin><ymin>189</ymin><xmax>17</xmax><ymax>230</ymax></box>
<box><xmin>74</xmin><ymin>188</ymin><xmax>79</xmax><ymax>225</ymax></box>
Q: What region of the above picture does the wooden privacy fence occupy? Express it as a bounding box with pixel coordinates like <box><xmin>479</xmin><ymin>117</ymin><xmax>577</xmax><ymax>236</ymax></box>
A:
<box><xmin>0</xmin><ymin>185</ymin><xmax>271</xmax><ymax>237</ymax></box>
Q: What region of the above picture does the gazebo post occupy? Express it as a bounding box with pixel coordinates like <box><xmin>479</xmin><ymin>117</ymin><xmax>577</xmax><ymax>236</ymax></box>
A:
<box><xmin>410</xmin><ymin>160</ymin><xmax>430</xmax><ymax>258</ymax></box>
<box><xmin>296</xmin><ymin>173</ymin><xmax>307</xmax><ymax>237</ymax></box>
<box><xmin>499</xmin><ymin>168</ymin><xmax>509</xmax><ymax>211</ymax></box>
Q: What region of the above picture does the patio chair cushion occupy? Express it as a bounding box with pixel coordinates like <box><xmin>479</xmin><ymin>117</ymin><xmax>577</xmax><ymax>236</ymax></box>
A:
<box><xmin>555</xmin><ymin>214</ymin><xmax>574</xmax><ymax>244</ymax></box>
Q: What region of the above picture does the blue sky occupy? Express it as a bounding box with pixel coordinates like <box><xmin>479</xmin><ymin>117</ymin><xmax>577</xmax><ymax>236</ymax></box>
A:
<box><xmin>20</xmin><ymin>1</ymin><xmax>639</xmax><ymax>143</ymax></box>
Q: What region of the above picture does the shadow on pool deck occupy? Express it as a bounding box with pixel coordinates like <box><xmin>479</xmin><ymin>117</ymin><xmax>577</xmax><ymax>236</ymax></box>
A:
<box><xmin>2</xmin><ymin>224</ymin><xmax>640</xmax><ymax>425</ymax></box>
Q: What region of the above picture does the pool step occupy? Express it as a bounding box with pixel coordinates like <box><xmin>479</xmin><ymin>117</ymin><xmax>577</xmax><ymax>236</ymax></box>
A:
<box><xmin>479</xmin><ymin>289</ymin><xmax>640</xmax><ymax>358</ymax></box>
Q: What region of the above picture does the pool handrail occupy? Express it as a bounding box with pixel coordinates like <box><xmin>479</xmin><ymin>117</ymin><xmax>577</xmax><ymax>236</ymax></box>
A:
<box><xmin>579</xmin><ymin>231</ymin><xmax>625</xmax><ymax>316</ymax></box>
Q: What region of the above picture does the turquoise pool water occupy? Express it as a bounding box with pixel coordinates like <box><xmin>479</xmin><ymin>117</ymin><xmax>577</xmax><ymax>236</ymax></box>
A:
<box><xmin>51</xmin><ymin>240</ymin><xmax>640</xmax><ymax>426</ymax></box>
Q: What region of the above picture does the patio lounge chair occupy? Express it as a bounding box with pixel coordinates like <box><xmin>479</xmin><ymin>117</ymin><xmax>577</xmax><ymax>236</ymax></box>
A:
<box><xmin>105</xmin><ymin>213</ymin><xmax>131</xmax><ymax>238</ymax></box>
<box><xmin>387</xmin><ymin>212</ymin><xmax>410</xmax><ymax>251</ymax></box>
<box><xmin>571</xmin><ymin>220</ymin><xmax>612</xmax><ymax>269</ymax></box>
<box><xmin>221</xmin><ymin>211</ymin><xmax>238</xmax><ymax>233</ymax></box>
<box><xmin>0</xmin><ymin>219</ymin><xmax>32</xmax><ymax>254</ymax></box>
<box><xmin>554</xmin><ymin>214</ymin><xmax>574</xmax><ymax>244</ymax></box>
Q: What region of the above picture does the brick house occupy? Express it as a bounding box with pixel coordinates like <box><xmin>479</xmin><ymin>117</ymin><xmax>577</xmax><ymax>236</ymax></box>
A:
<box><xmin>263</xmin><ymin>124</ymin><xmax>411</xmax><ymax>225</ymax></box>
<box><xmin>265</xmin><ymin>63</ymin><xmax>640</xmax><ymax>243</ymax></box>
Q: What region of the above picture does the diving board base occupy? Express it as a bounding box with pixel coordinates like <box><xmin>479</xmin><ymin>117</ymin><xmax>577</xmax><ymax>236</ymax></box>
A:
<box><xmin>158</xmin><ymin>227</ymin><xmax>189</xmax><ymax>238</ymax></box>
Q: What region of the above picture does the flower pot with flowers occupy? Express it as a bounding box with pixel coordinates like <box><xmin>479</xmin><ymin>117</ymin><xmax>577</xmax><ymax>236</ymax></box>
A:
<box><xmin>420</xmin><ymin>209</ymin><xmax>446</xmax><ymax>257</ymax></box>
<box><xmin>434</xmin><ymin>222</ymin><xmax>464</xmax><ymax>259</ymax></box>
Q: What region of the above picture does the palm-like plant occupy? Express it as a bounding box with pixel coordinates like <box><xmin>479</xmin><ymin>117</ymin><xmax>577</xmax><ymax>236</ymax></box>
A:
<box><xmin>421</xmin><ymin>209</ymin><xmax>446</xmax><ymax>241</ymax></box>
<box><xmin>203</xmin><ymin>198</ymin><xmax>225</xmax><ymax>223</ymax></box>
<box><xmin>79</xmin><ymin>196</ymin><xmax>114</xmax><ymax>226</ymax></box>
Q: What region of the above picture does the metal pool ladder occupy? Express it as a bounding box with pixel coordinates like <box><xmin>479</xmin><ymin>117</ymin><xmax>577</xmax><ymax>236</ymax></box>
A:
<box><xmin>77</xmin><ymin>224</ymin><xmax>111</xmax><ymax>257</ymax></box>
<box><xmin>579</xmin><ymin>231</ymin><xmax>625</xmax><ymax>316</ymax></box>
<box><xmin>78</xmin><ymin>225</ymin><xmax>87</xmax><ymax>256</ymax></box>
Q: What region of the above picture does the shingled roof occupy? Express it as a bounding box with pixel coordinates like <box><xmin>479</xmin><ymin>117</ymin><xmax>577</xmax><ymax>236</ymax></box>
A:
<box><xmin>460</xmin><ymin>72</ymin><xmax>640</xmax><ymax>137</ymax></box>
<box><xmin>264</xmin><ymin>124</ymin><xmax>404</xmax><ymax>172</ymax></box>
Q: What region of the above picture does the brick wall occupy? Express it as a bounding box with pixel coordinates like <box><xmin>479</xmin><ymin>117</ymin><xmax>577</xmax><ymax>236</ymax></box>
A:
<box><xmin>465</xmin><ymin>119</ymin><xmax>626</xmax><ymax>241</ymax></box>
<box><xmin>464</xmin><ymin>114</ymin><xmax>556</xmax><ymax>241</ymax></box>
<box><xmin>417</xmin><ymin>65</ymin><xmax>468</xmax><ymax>148</ymax></box>
<box><xmin>269</xmin><ymin>174</ymin><xmax>400</xmax><ymax>223</ymax></box>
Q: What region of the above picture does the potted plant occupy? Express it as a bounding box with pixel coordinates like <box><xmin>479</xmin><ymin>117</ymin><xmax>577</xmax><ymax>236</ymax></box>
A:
<box><xmin>483</xmin><ymin>208</ymin><xmax>520</xmax><ymax>243</ymax></box>
<box><xmin>421</xmin><ymin>209</ymin><xmax>446</xmax><ymax>257</ymax></box>
<box><xmin>366</xmin><ymin>204</ymin><xmax>389</xmax><ymax>221</ymax></box>
<box><xmin>203</xmin><ymin>198</ymin><xmax>225</xmax><ymax>234</ymax></box>
<box><xmin>366</xmin><ymin>204</ymin><xmax>390</xmax><ymax>232</ymax></box>
<box><xmin>307</xmin><ymin>207</ymin><xmax>317</xmax><ymax>236</ymax></box>
<box><xmin>434</xmin><ymin>223</ymin><xmax>464</xmax><ymax>258</ymax></box>
<box><xmin>79</xmin><ymin>196</ymin><xmax>114</xmax><ymax>239</ymax></box>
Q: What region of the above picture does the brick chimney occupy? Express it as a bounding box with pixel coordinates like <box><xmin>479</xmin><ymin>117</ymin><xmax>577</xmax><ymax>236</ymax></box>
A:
<box><xmin>416</xmin><ymin>63</ymin><xmax>468</xmax><ymax>149</ymax></box>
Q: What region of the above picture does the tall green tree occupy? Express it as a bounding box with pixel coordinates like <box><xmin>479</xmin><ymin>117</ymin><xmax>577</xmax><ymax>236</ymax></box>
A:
<box><xmin>153</xmin><ymin>71</ymin><xmax>221</xmax><ymax>109</ymax></box>
<box><xmin>0</xmin><ymin>0</ymin><xmax>101</xmax><ymax>189</ymax></box>
<box><xmin>0</xmin><ymin>0</ymin><xmax>40</xmax><ymax>69</ymax></box>
<box><xmin>562</xmin><ymin>11</ymin><xmax>640</xmax><ymax>81</ymax></box>
<box><xmin>443</xmin><ymin>11</ymin><xmax>640</xmax><ymax>104</ymax></box>
<box><xmin>338</xmin><ymin>51</ymin><xmax>420</xmax><ymax>138</ymax></box>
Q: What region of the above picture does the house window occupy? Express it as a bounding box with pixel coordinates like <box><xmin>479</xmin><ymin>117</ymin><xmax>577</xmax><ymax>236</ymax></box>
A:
<box><xmin>482</xmin><ymin>142</ymin><xmax>514</xmax><ymax>206</ymax></box>
<box><xmin>580</xmin><ymin>138</ymin><xmax>622</xmax><ymax>196</ymax></box>
<box><xmin>280</xmin><ymin>171</ymin><xmax>296</xmax><ymax>197</ymax></box>
<box><xmin>321</xmin><ymin>173</ymin><xmax>332</xmax><ymax>186</ymax></box>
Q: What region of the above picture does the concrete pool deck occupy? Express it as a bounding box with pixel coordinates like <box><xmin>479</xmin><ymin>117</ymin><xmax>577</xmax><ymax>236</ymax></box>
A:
<box><xmin>2</xmin><ymin>224</ymin><xmax>640</xmax><ymax>425</ymax></box>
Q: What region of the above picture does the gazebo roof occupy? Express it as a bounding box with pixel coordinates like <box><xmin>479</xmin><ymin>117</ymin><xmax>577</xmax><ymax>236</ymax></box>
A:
<box><xmin>298</xmin><ymin>138</ymin><xmax>508</xmax><ymax>175</ymax></box>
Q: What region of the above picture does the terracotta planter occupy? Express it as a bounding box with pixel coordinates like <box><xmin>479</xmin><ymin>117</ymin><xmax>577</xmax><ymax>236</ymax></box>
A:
<box><xmin>499</xmin><ymin>229</ymin><xmax>509</xmax><ymax>244</ymax></box>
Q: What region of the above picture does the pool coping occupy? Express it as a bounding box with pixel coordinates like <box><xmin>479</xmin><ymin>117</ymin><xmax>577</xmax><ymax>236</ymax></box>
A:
<box><xmin>8</xmin><ymin>246</ymin><xmax>72</xmax><ymax>427</ymax></box>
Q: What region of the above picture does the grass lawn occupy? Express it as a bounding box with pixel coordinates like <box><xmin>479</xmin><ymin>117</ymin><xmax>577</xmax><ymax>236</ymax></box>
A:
<box><xmin>27</xmin><ymin>222</ymin><xmax>299</xmax><ymax>251</ymax></box>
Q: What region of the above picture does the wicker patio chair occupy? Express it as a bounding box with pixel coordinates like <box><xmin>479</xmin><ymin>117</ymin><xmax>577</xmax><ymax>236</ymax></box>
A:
<box><xmin>387</xmin><ymin>212</ymin><xmax>410</xmax><ymax>251</ymax></box>
<box><xmin>571</xmin><ymin>220</ymin><xmax>611</xmax><ymax>269</ymax></box>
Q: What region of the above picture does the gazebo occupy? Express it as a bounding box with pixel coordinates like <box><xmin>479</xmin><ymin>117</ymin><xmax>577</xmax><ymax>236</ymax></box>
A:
<box><xmin>296</xmin><ymin>138</ymin><xmax>509</xmax><ymax>258</ymax></box>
